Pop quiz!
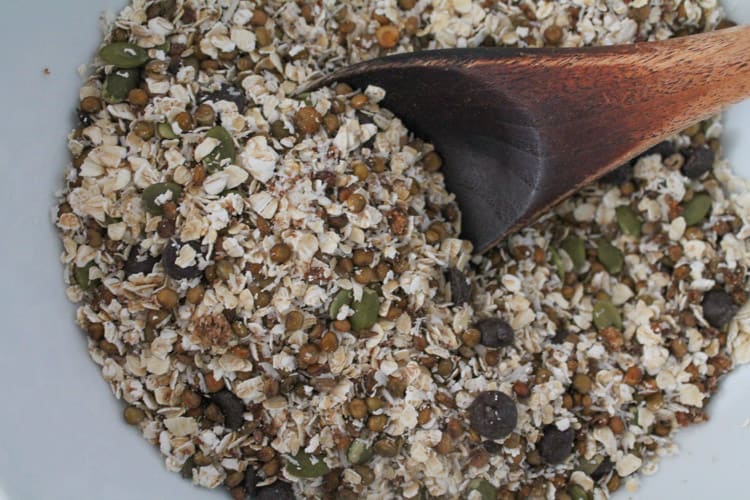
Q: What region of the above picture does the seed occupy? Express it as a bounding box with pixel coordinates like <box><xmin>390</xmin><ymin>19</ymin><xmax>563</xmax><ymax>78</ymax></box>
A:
<box><xmin>133</xmin><ymin>121</ymin><xmax>154</xmax><ymax>140</ymax></box>
<box><xmin>349</xmin><ymin>287</ymin><xmax>379</xmax><ymax>331</ymax></box>
<box><xmin>349</xmin><ymin>398</ymin><xmax>367</xmax><ymax>419</ymax></box>
<box><xmin>387</xmin><ymin>376</ymin><xmax>408</xmax><ymax>398</ymax></box>
<box><xmin>194</xmin><ymin>103</ymin><xmax>216</xmax><ymax>126</ymax></box>
<box><xmin>354</xmin><ymin>267</ymin><xmax>375</xmax><ymax>284</ymax></box>
<box><xmin>368</xmin><ymin>414</ymin><xmax>388</xmax><ymax>432</ymax></box>
<box><xmin>205</xmin><ymin>372</ymin><xmax>225</xmax><ymax>393</ymax></box>
<box><xmin>250</xmin><ymin>8</ymin><xmax>267</xmax><ymax>26</ymax></box>
<box><xmin>376</xmin><ymin>24</ymin><xmax>400</xmax><ymax>48</ymax></box>
<box><xmin>615</xmin><ymin>205</ymin><xmax>642</xmax><ymax>237</ymax></box>
<box><xmin>80</xmin><ymin>96</ymin><xmax>103</xmax><ymax>113</ymax></box>
<box><xmin>350</xmin><ymin>94</ymin><xmax>369</xmax><ymax>109</ymax></box>
<box><xmin>682</xmin><ymin>193</ymin><xmax>712</xmax><ymax>226</ymax></box>
<box><xmin>285</xmin><ymin>451</ymin><xmax>330</xmax><ymax>478</ymax></box>
<box><xmin>475</xmin><ymin>317</ymin><xmax>514</xmax><ymax>348</ymax></box>
<box><xmin>436</xmin><ymin>433</ymin><xmax>454</xmax><ymax>454</ymax></box>
<box><xmin>127</xmin><ymin>88</ymin><xmax>149</xmax><ymax>106</ymax></box>
<box><xmin>422</xmin><ymin>151</ymin><xmax>443</xmax><ymax>172</ymax></box>
<box><xmin>294</xmin><ymin>106</ymin><xmax>321</xmax><ymax>135</ymax></box>
<box><xmin>561</xmin><ymin>234</ymin><xmax>585</xmax><ymax>270</ymax></box>
<box><xmin>142</xmin><ymin>182</ymin><xmax>182</xmax><ymax>216</ymax></box>
<box><xmin>186</xmin><ymin>285</ymin><xmax>204</xmax><ymax>304</ymax></box>
<box><xmin>322</xmin><ymin>113</ymin><xmax>340</xmax><ymax>135</ymax></box>
<box><xmin>214</xmin><ymin>260</ymin><xmax>232</xmax><ymax>281</ymax></box>
<box><xmin>285</xmin><ymin>310</ymin><xmax>304</xmax><ymax>331</ymax></box>
<box><xmin>347</xmin><ymin>439</ymin><xmax>373</xmax><ymax>465</ymax></box>
<box><xmin>468</xmin><ymin>391</ymin><xmax>517</xmax><ymax>440</ymax></box>
<box><xmin>374</xmin><ymin>438</ymin><xmax>399</xmax><ymax>457</ymax></box>
<box><xmin>174</xmin><ymin>111</ymin><xmax>193</xmax><ymax>132</ymax></box>
<box><xmin>592</xmin><ymin>300</ymin><xmax>622</xmax><ymax>330</ymax></box>
<box><xmin>346</xmin><ymin>193</ymin><xmax>367</xmax><ymax>213</ymax></box>
<box><xmin>103</xmin><ymin>68</ymin><xmax>140</xmax><ymax>103</ymax></box>
<box><xmin>596</xmin><ymin>239</ymin><xmax>624</xmax><ymax>274</ymax></box>
<box><xmin>156</xmin><ymin>288</ymin><xmax>179</xmax><ymax>309</ymax></box>
<box><xmin>702</xmin><ymin>289</ymin><xmax>739</xmax><ymax>328</ymax></box>
<box><xmin>320</xmin><ymin>331</ymin><xmax>339</xmax><ymax>352</ymax></box>
<box><xmin>462</xmin><ymin>328</ymin><xmax>481</xmax><ymax>347</ymax></box>
<box><xmin>181</xmin><ymin>389</ymin><xmax>202</xmax><ymax>409</ymax></box>
<box><xmin>255</xmin><ymin>26</ymin><xmax>273</xmax><ymax>47</ymax></box>
<box><xmin>624</xmin><ymin>366</ymin><xmax>643</xmax><ymax>386</ymax></box>
<box><xmin>123</xmin><ymin>405</ymin><xmax>146</xmax><ymax>425</ymax></box>
<box><xmin>202</xmin><ymin>126</ymin><xmax>236</xmax><ymax>173</ymax></box>
<box><xmin>329</xmin><ymin>289</ymin><xmax>353</xmax><ymax>319</ymax></box>
<box><xmin>572</xmin><ymin>373</ymin><xmax>593</xmax><ymax>394</ymax></box>
<box><xmin>99</xmin><ymin>42</ymin><xmax>148</xmax><ymax>68</ymax></box>
<box><xmin>352</xmin><ymin>249</ymin><xmax>374</xmax><ymax>267</ymax></box>
<box><xmin>682</xmin><ymin>146</ymin><xmax>714</xmax><ymax>179</ymax></box>
<box><xmin>269</xmin><ymin>243</ymin><xmax>292</xmax><ymax>263</ymax></box>
<box><xmin>544</xmin><ymin>25</ymin><xmax>563</xmax><ymax>45</ymax></box>
<box><xmin>568</xmin><ymin>485</ymin><xmax>590</xmax><ymax>500</ymax></box>
<box><xmin>398</xmin><ymin>0</ymin><xmax>416</xmax><ymax>9</ymax></box>
<box><xmin>297</xmin><ymin>343</ymin><xmax>320</xmax><ymax>368</ymax></box>
<box><xmin>538</xmin><ymin>425</ymin><xmax>574</xmax><ymax>464</ymax></box>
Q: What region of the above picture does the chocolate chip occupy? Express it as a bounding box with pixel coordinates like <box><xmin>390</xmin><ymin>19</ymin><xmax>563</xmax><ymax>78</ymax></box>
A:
<box><xmin>475</xmin><ymin>318</ymin><xmax>514</xmax><ymax>348</ymax></box>
<box><xmin>481</xmin><ymin>441</ymin><xmax>504</xmax><ymax>454</ymax></box>
<box><xmin>197</xmin><ymin>84</ymin><xmax>247</xmax><ymax>112</ymax></box>
<box><xmin>538</xmin><ymin>425</ymin><xmax>575</xmax><ymax>464</ymax></box>
<box><xmin>591</xmin><ymin>457</ymin><xmax>614</xmax><ymax>481</ymax></box>
<box><xmin>600</xmin><ymin>163</ymin><xmax>631</xmax><ymax>185</ymax></box>
<box><xmin>447</xmin><ymin>267</ymin><xmax>471</xmax><ymax>305</ymax></box>
<box><xmin>702</xmin><ymin>289</ymin><xmax>738</xmax><ymax>328</ymax></box>
<box><xmin>162</xmin><ymin>239</ymin><xmax>203</xmax><ymax>280</ymax></box>
<box><xmin>243</xmin><ymin>467</ymin><xmax>258</xmax><ymax>498</ymax></box>
<box><xmin>682</xmin><ymin>146</ymin><xmax>714</xmax><ymax>179</ymax></box>
<box><xmin>645</xmin><ymin>141</ymin><xmax>675</xmax><ymax>158</ymax></box>
<box><xmin>255</xmin><ymin>480</ymin><xmax>296</xmax><ymax>500</ymax></box>
<box><xmin>212</xmin><ymin>390</ymin><xmax>245</xmax><ymax>430</ymax></box>
<box><xmin>124</xmin><ymin>247</ymin><xmax>159</xmax><ymax>277</ymax></box>
<box><xmin>468</xmin><ymin>391</ymin><xmax>517</xmax><ymax>440</ymax></box>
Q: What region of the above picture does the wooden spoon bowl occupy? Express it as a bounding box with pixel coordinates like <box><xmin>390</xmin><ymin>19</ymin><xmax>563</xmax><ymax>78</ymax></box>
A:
<box><xmin>306</xmin><ymin>26</ymin><xmax>750</xmax><ymax>253</ymax></box>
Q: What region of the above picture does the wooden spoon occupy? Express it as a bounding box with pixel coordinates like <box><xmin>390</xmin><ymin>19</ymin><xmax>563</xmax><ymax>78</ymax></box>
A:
<box><xmin>306</xmin><ymin>26</ymin><xmax>750</xmax><ymax>253</ymax></box>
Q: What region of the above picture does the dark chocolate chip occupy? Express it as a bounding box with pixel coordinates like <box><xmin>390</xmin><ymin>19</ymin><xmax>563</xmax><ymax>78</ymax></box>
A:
<box><xmin>702</xmin><ymin>289</ymin><xmax>739</xmax><ymax>328</ymax></box>
<box><xmin>255</xmin><ymin>480</ymin><xmax>296</xmax><ymax>500</ymax></box>
<box><xmin>475</xmin><ymin>318</ymin><xmax>514</xmax><ymax>348</ymax></box>
<box><xmin>198</xmin><ymin>84</ymin><xmax>247</xmax><ymax>112</ymax></box>
<box><xmin>212</xmin><ymin>389</ymin><xmax>245</xmax><ymax>430</ymax></box>
<box><xmin>468</xmin><ymin>391</ymin><xmax>517</xmax><ymax>440</ymax></box>
<box><xmin>162</xmin><ymin>239</ymin><xmax>203</xmax><ymax>280</ymax></box>
<box><xmin>682</xmin><ymin>146</ymin><xmax>715</xmax><ymax>179</ymax></box>
<box><xmin>124</xmin><ymin>247</ymin><xmax>159</xmax><ymax>277</ymax></box>
<box><xmin>538</xmin><ymin>424</ymin><xmax>575</xmax><ymax>464</ymax></box>
<box><xmin>591</xmin><ymin>457</ymin><xmax>614</xmax><ymax>481</ymax></box>
<box><xmin>447</xmin><ymin>267</ymin><xmax>472</xmax><ymax>305</ymax></box>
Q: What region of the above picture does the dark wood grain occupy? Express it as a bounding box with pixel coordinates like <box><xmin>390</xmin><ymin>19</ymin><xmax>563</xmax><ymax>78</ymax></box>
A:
<box><xmin>309</xmin><ymin>26</ymin><xmax>750</xmax><ymax>253</ymax></box>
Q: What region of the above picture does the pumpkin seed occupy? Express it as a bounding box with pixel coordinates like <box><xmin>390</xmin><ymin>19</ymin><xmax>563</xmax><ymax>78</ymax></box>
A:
<box><xmin>74</xmin><ymin>262</ymin><xmax>97</xmax><ymax>290</ymax></box>
<box><xmin>329</xmin><ymin>289</ymin><xmax>353</xmax><ymax>319</ymax></box>
<box><xmin>347</xmin><ymin>439</ymin><xmax>373</xmax><ymax>465</ymax></box>
<box><xmin>615</xmin><ymin>205</ymin><xmax>642</xmax><ymax>237</ymax></box>
<box><xmin>285</xmin><ymin>451</ymin><xmax>329</xmax><ymax>478</ymax></box>
<box><xmin>102</xmin><ymin>68</ymin><xmax>140</xmax><ymax>103</ymax></box>
<box><xmin>203</xmin><ymin>126</ymin><xmax>236</xmax><ymax>172</ymax></box>
<box><xmin>157</xmin><ymin>122</ymin><xmax>178</xmax><ymax>139</ymax></box>
<box><xmin>596</xmin><ymin>240</ymin><xmax>624</xmax><ymax>274</ymax></box>
<box><xmin>578</xmin><ymin>455</ymin><xmax>604</xmax><ymax>476</ymax></box>
<box><xmin>350</xmin><ymin>287</ymin><xmax>379</xmax><ymax>331</ymax></box>
<box><xmin>142</xmin><ymin>182</ymin><xmax>182</xmax><ymax>215</ymax></box>
<box><xmin>465</xmin><ymin>479</ymin><xmax>497</xmax><ymax>500</ymax></box>
<box><xmin>568</xmin><ymin>485</ymin><xmax>591</xmax><ymax>500</ymax></box>
<box><xmin>549</xmin><ymin>247</ymin><xmax>565</xmax><ymax>280</ymax></box>
<box><xmin>592</xmin><ymin>300</ymin><xmax>622</xmax><ymax>330</ymax></box>
<box><xmin>561</xmin><ymin>234</ymin><xmax>586</xmax><ymax>270</ymax></box>
<box><xmin>682</xmin><ymin>193</ymin><xmax>712</xmax><ymax>226</ymax></box>
<box><xmin>99</xmin><ymin>42</ymin><xmax>148</xmax><ymax>68</ymax></box>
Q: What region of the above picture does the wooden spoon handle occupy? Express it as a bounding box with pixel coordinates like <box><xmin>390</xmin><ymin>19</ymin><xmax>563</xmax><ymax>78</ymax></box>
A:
<box><xmin>501</xmin><ymin>25</ymin><xmax>750</xmax><ymax>238</ymax></box>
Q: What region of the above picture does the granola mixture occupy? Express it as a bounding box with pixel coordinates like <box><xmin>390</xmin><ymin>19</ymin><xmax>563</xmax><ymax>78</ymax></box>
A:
<box><xmin>55</xmin><ymin>1</ymin><xmax>750</xmax><ymax>499</ymax></box>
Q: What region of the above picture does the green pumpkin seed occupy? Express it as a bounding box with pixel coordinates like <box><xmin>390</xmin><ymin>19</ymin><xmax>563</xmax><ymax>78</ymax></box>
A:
<box><xmin>203</xmin><ymin>126</ymin><xmax>236</xmax><ymax>173</ymax></box>
<box><xmin>157</xmin><ymin>122</ymin><xmax>178</xmax><ymax>139</ymax></box>
<box><xmin>578</xmin><ymin>455</ymin><xmax>604</xmax><ymax>475</ymax></box>
<box><xmin>615</xmin><ymin>205</ymin><xmax>642</xmax><ymax>237</ymax></box>
<box><xmin>561</xmin><ymin>234</ymin><xmax>586</xmax><ymax>271</ymax></box>
<box><xmin>99</xmin><ymin>43</ymin><xmax>148</xmax><ymax>68</ymax></box>
<box><xmin>549</xmin><ymin>247</ymin><xmax>565</xmax><ymax>280</ymax></box>
<box><xmin>596</xmin><ymin>240</ymin><xmax>624</xmax><ymax>274</ymax></box>
<box><xmin>568</xmin><ymin>485</ymin><xmax>591</xmax><ymax>500</ymax></box>
<box><xmin>350</xmin><ymin>288</ymin><xmax>379</xmax><ymax>331</ymax></box>
<box><xmin>347</xmin><ymin>439</ymin><xmax>373</xmax><ymax>465</ymax></box>
<box><xmin>102</xmin><ymin>68</ymin><xmax>140</xmax><ymax>104</ymax></box>
<box><xmin>142</xmin><ymin>182</ymin><xmax>182</xmax><ymax>215</ymax></box>
<box><xmin>465</xmin><ymin>479</ymin><xmax>497</xmax><ymax>500</ymax></box>
<box><xmin>592</xmin><ymin>300</ymin><xmax>622</xmax><ymax>330</ymax></box>
<box><xmin>74</xmin><ymin>263</ymin><xmax>97</xmax><ymax>290</ymax></box>
<box><xmin>682</xmin><ymin>193</ymin><xmax>712</xmax><ymax>226</ymax></box>
<box><xmin>329</xmin><ymin>289</ymin><xmax>353</xmax><ymax>319</ymax></box>
<box><xmin>285</xmin><ymin>451</ymin><xmax>329</xmax><ymax>478</ymax></box>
